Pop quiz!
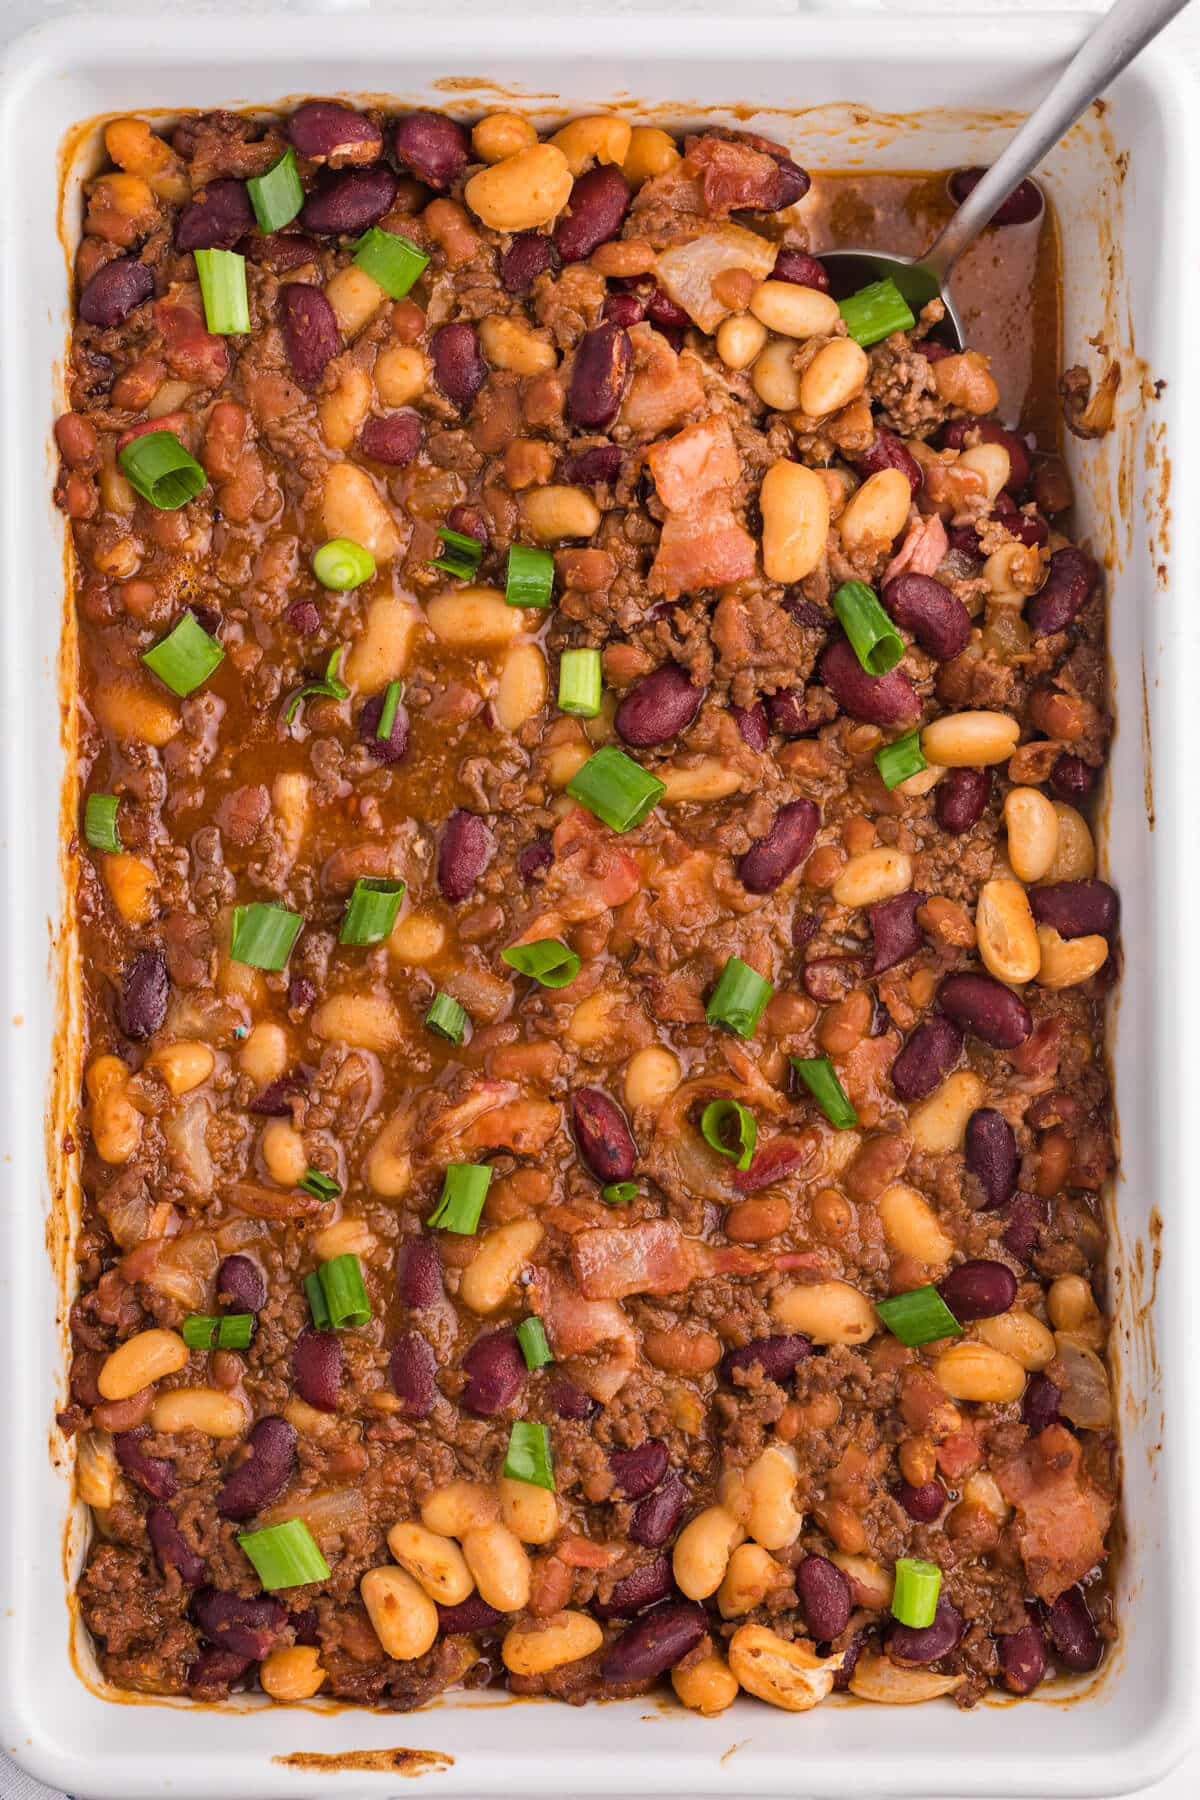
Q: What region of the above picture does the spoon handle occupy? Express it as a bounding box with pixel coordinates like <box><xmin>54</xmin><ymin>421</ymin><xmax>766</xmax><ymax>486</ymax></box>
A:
<box><xmin>922</xmin><ymin>0</ymin><xmax>1192</xmax><ymax>284</ymax></box>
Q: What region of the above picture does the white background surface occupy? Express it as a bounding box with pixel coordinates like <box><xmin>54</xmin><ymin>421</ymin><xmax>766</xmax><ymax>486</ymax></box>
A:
<box><xmin>0</xmin><ymin>1</ymin><xmax>1192</xmax><ymax>1795</ymax></box>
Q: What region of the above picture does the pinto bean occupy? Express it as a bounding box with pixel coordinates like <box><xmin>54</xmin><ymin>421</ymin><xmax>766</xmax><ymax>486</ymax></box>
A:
<box><xmin>393</xmin><ymin>111</ymin><xmax>471</xmax><ymax>190</ymax></box>
<box><xmin>737</xmin><ymin>799</ymin><xmax>819</xmax><ymax>894</ymax></box>
<box><xmin>79</xmin><ymin>257</ymin><xmax>154</xmax><ymax>327</ymax></box>
<box><xmin>568</xmin><ymin>322</ymin><xmax>632</xmax><ymax>429</ymax></box>
<box><xmin>397</xmin><ymin>1236</ymin><xmax>444</xmax><ymax>1308</ymax></box>
<box><xmin>592</xmin><ymin>1556</ymin><xmax>674</xmax><ymax>1620</ymax></box>
<box><xmin>192</xmin><ymin>1586</ymin><xmax>288</xmax><ymax>1660</ymax></box>
<box><xmin>1029</xmin><ymin>879</ymin><xmax>1118</xmax><ymax>941</ymax></box>
<box><xmin>796</xmin><ymin>1555</ymin><xmax>851</xmax><ymax>1641</ymax></box>
<box><xmin>301</xmin><ymin>166</ymin><xmax>398</xmax><ymax>235</ymax></box>
<box><xmin>610</xmin><ymin>1440</ymin><xmax>669</xmax><ymax>1500</ymax></box>
<box><xmin>114</xmin><ymin>1426</ymin><xmax>177</xmax><ymax>1499</ymax></box>
<box><xmin>601</xmin><ymin>1598</ymin><xmax>707</xmax><ymax>1683</ymax></box>
<box><xmin>964</xmin><ymin>1108</ymin><xmax>1017</xmax><ymax>1209</ymax></box>
<box><xmin>852</xmin><ymin>428</ymin><xmax>922</xmax><ymax>496</ymax></box>
<box><xmin>216</xmin><ymin>1417</ymin><xmax>297</xmax><ymax>1520</ymax></box>
<box><xmin>1046</xmin><ymin>1586</ymin><xmax>1103</xmax><ymax>1671</ymax></box>
<box><xmin>461</xmin><ymin>1328</ymin><xmax>526</xmax><ymax>1416</ymax></box>
<box><xmin>885</xmin><ymin>1595</ymin><xmax>964</xmax><ymax>1665</ymax></box>
<box><xmin>555</xmin><ymin>166</ymin><xmax>631</xmax><ymax>262</ymax></box>
<box><xmin>390</xmin><ymin>1331</ymin><xmax>438</xmax><ymax>1418</ymax></box>
<box><xmin>935</xmin><ymin>768</ymin><xmax>990</xmax><ymax>835</ymax></box>
<box><xmin>772</xmin><ymin>248</ymin><xmax>830</xmax><ymax>291</ymax></box>
<box><xmin>882</xmin><ymin>574</ymin><xmax>971</xmax><ymax>661</ymax></box>
<box><xmin>938</xmin><ymin>1259</ymin><xmax>1018</xmax><ymax>1320</ymax></box>
<box><xmin>292</xmin><ymin>1328</ymin><xmax>342</xmax><ymax>1413</ymax></box>
<box><xmin>216</xmin><ymin>1254</ymin><xmax>266</xmax><ymax>1313</ymax></box>
<box><xmin>289</xmin><ymin>101</ymin><xmax>382</xmax><ymax>166</ymax></box>
<box><xmin>938</xmin><ymin>972</ymin><xmax>1031</xmax><ymax>1049</ymax></box>
<box><xmin>118</xmin><ymin>947</ymin><xmax>169</xmax><ymax>1040</ymax></box>
<box><xmin>148</xmin><ymin>1503</ymin><xmax>207</xmax><ymax>1584</ymax></box>
<box><xmin>718</xmin><ymin>1333</ymin><xmax>812</xmax><ymax>1386</ymax></box>
<box><xmin>820</xmin><ymin>638</ymin><xmax>920</xmax><ymax>728</ymax></box>
<box><xmin>175</xmin><ymin>179</ymin><xmax>253</xmax><ymax>251</ymax></box>
<box><xmin>571</xmin><ymin>1086</ymin><xmax>637</xmax><ymax>1182</ymax></box>
<box><xmin>500</xmin><ymin>232</ymin><xmax>557</xmax><ymax>294</ymax></box>
<box><xmin>1027</xmin><ymin>547</ymin><xmax>1098</xmax><ymax>636</ymax></box>
<box><xmin>437</xmin><ymin>809</ymin><xmax>493</xmax><ymax>902</ymax></box>
<box><xmin>431</xmin><ymin>322</ymin><xmax>488</xmax><ymax>411</ymax></box>
<box><xmin>277</xmin><ymin>283</ymin><xmax>340</xmax><ymax>387</ymax></box>
<box><xmin>869</xmin><ymin>892</ymin><xmax>926</xmax><ymax>974</ymax></box>
<box><xmin>359</xmin><ymin>410</ymin><xmax>424</xmax><ymax>466</ymax></box>
<box><xmin>891</xmin><ymin>1015</ymin><xmax>963</xmax><ymax>1103</ymax></box>
<box><xmin>629</xmin><ymin>1472</ymin><xmax>687</xmax><ymax>1548</ymax></box>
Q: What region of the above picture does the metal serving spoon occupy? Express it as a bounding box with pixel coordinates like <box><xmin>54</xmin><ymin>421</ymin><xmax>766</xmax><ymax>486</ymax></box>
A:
<box><xmin>821</xmin><ymin>0</ymin><xmax>1192</xmax><ymax>346</ymax></box>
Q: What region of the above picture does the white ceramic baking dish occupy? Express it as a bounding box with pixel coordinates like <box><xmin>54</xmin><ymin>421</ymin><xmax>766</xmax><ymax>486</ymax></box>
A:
<box><xmin>1</xmin><ymin>9</ymin><xmax>1197</xmax><ymax>1797</ymax></box>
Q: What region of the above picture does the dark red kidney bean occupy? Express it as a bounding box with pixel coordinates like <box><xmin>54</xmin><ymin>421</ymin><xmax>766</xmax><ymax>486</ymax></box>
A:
<box><xmin>853</xmin><ymin>429</ymin><xmax>922</xmax><ymax>497</ymax></box>
<box><xmin>246</xmin><ymin>231</ymin><xmax>321</xmax><ymax>272</ymax></box>
<box><xmin>390</xmin><ymin>1331</ymin><xmax>438</xmax><ymax>1418</ymax></box>
<box><xmin>1003</xmin><ymin>1191</ymin><xmax>1049</xmax><ymax>1266</ymax></box>
<box><xmin>945</xmin><ymin>523</ymin><xmax>984</xmax><ymax>566</ymax></box>
<box><xmin>820</xmin><ymin>638</ymin><xmax>921</xmax><ymax>729</ymax></box>
<box><xmin>358</xmin><ymin>687</ymin><xmax>410</xmax><ymax>765</ymax></box>
<box><xmin>148</xmin><ymin>1504</ymin><xmax>207</xmax><ymax>1585</ymax></box>
<box><xmin>949</xmin><ymin>167</ymin><xmax>1044</xmax><ymax>226</ymax></box>
<box><xmin>287</xmin><ymin>599</ymin><xmax>320</xmax><ymax>635</ymax></box>
<box><xmin>869</xmin><ymin>892</ymin><xmax>927</xmax><ymax>975</ymax></box>
<box><xmin>614</xmin><ymin>662</ymin><xmax>703</xmax><ymax>747</ymax></box>
<box><xmin>998</xmin><ymin>1611</ymin><xmax>1048</xmax><ymax>1694</ymax></box>
<box><xmin>187</xmin><ymin>1646</ymin><xmax>253</xmax><ymax>1690</ymax></box>
<box><xmin>248</xmin><ymin>1069</ymin><xmax>308</xmax><ymax>1116</ymax></box>
<box><xmin>882</xmin><ymin>574</ymin><xmax>971</xmax><ymax>661</ymax></box>
<box><xmin>941</xmin><ymin>418</ymin><xmax>1031</xmax><ymax>494</ymax></box>
<box><xmin>1022</xmin><ymin>1372</ymin><xmax>1062</xmax><ymax>1434</ymax></box>
<box><xmin>643</xmin><ymin>283</ymin><xmax>690</xmax><ymax>332</ymax></box>
<box><xmin>518</xmin><ymin>835</ymin><xmax>554</xmax><ymax>884</ymax></box>
<box><xmin>79</xmin><ymin>257</ymin><xmax>154</xmax><ymax>328</ymax></box>
<box><xmin>629</xmin><ymin>1472</ymin><xmax>687</xmax><ymax>1548</ymax></box>
<box><xmin>359</xmin><ymin>410</ymin><xmax>424</xmax><ymax>466</ymax></box>
<box><xmin>545</xmin><ymin>1376</ymin><xmax>598</xmax><ymax>1421</ymax></box>
<box><xmin>277</xmin><ymin>283</ymin><xmax>340</xmax><ymax>387</ymax></box>
<box><xmin>784</xmin><ymin>596</ymin><xmax>830</xmax><ymax>631</ymax></box>
<box><xmin>555</xmin><ymin>166</ymin><xmax>631</xmax><ymax>262</ymax></box>
<box><xmin>796</xmin><ymin>1555</ymin><xmax>851</xmax><ymax>1641</ymax></box>
<box><xmin>602</xmin><ymin>292</ymin><xmax>644</xmax><ymax>327</ymax></box>
<box><xmin>114</xmin><ymin>1427</ymin><xmax>177</xmax><ymax>1500</ymax></box>
<box><xmin>447</xmin><ymin>502</ymin><xmax>488</xmax><ymax>547</ymax></box>
<box><xmin>802</xmin><ymin>955</ymin><xmax>860</xmax><ymax>1004</ymax></box>
<box><xmin>593</xmin><ymin>1556</ymin><xmax>674</xmax><ymax>1621</ymax></box>
<box><xmin>601</xmin><ymin>1598</ymin><xmax>707</xmax><ymax>1683</ymax></box>
<box><xmin>939</xmin><ymin>972</ymin><xmax>1031</xmax><ymax>1049</ymax></box>
<box><xmin>765</xmin><ymin>690</ymin><xmax>814</xmax><ymax>737</ymax></box>
<box><xmin>301</xmin><ymin>165</ymin><xmax>398</xmax><ymax>235</ymax></box>
<box><xmin>437</xmin><ymin>809</ymin><xmax>493</xmax><ymax>902</ymax></box>
<box><xmin>936</xmin><ymin>767</ymin><xmax>990</xmax><ymax>835</ymax></box>
<box><xmin>175</xmin><ymin>179</ymin><xmax>253</xmax><ymax>252</ymax></box>
<box><xmin>437</xmin><ymin>1594</ymin><xmax>507</xmax><ymax>1633</ymax></box>
<box><xmin>760</xmin><ymin>157</ymin><xmax>810</xmax><ymax>209</ymax></box>
<box><xmin>289</xmin><ymin>101</ymin><xmax>382</xmax><ymax>166</ymax></box>
<box><xmin>290</xmin><ymin>1606</ymin><xmax>320</xmax><ymax>1647</ymax></box>
<box><xmin>292</xmin><ymin>1329</ymin><xmax>342</xmax><ymax>1413</ymax></box>
<box><xmin>891</xmin><ymin>1015</ymin><xmax>964</xmax><ymax>1103</ymax></box>
<box><xmin>737</xmin><ymin>799</ymin><xmax>820</xmax><ymax>895</ymax></box>
<box><xmin>965</xmin><ymin>1108</ymin><xmax>1018</xmax><ymax>1209</ymax></box>
<box><xmin>1049</xmin><ymin>753</ymin><xmax>1097</xmax><ymax>804</ymax></box>
<box><xmin>886</xmin><ymin>1596</ymin><xmax>964</xmax><ymax>1666</ymax></box>
<box><xmin>216</xmin><ymin>1253</ymin><xmax>266</xmax><ymax>1314</ymax></box>
<box><xmin>431</xmin><ymin>322</ymin><xmax>487</xmax><ymax>412</ymax></box>
<box><xmin>461</xmin><ymin>1328</ymin><xmax>525</xmax><ymax>1417</ymax></box>
<box><xmin>217</xmin><ymin>1417</ymin><xmax>297</xmax><ymax>1521</ymax></box>
<box><xmin>732</xmin><ymin>702</ymin><xmax>769</xmax><ymax>751</ymax></box>
<box><xmin>718</xmin><ymin>1333</ymin><xmax>812</xmax><ymax>1386</ymax></box>
<box><xmin>393</xmin><ymin>111</ymin><xmax>470</xmax><ymax>191</ymax></box>
<box><xmin>572</xmin><ymin>1086</ymin><xmax>637</xmax><ymax>1182</ymax></box>
<box><xmin>118</xmin><ymin>948</ymin><xmax>168</xmax><ymax>1040</ymax></box>
<box><xmin>923</xmin><ymin>341</ymin><xmax>955</xmax><ymax>363</ymax></box>
<box><xmin>896</xmin><ymin>1479</ymin><xmax>947</xmax><ymax>1523</ymax></box>
<box><xmin>609</xmin><ymin>1440</ymin><xmax>668</xmax><ymax>1500</ymax></box>
<box><xmin>1029</xmin><ymin>880</ymin><xmax>1118</xmax><ymax>941</ymax></box>
<box><xmin>1046</xmin><ymin>1586</ymin><xmax>1103</xmax><ymax>1672</ymax></box>
<box><xmin>500</xmin><ymin>231</ymin><xmax>556</xmax><ymax>294</ymax></box>
<box><xmin>772</xmin><ymin>248</ymin><xmax>830</xmax><ymax>291</ymax></box>
<box><xmin>397</xmin><ymin>1236</ymin><xmax>444</xmax><ymax>1309</ymax></box>
<box><xmin>568</xmin><ymin>322</ymin><xmax>632</xmax><ymax>429</ymax></box>
<box><xmin>192</xmin><ymin>1586</ymin><xmax>288</xmax><ymax>1659</ymax></box>
<box><xmin>1027</xmin><ymin>546</ymin><xmax>1098</xmax><ymax>636</ymax></box>
<box><xmin>564</xmin><ymin>442</ymin><xmax>623</xmax><ymax>485</ymax></box>
<box><xmin>938</xmin><ymin>1258</ymin><xmax>1018</xmax><ymax>1321</ymax></box>
<box><xmin>1010</xmin><ymin>511</ymin><xmax>1049</xmax><ymax>549</ymax></box>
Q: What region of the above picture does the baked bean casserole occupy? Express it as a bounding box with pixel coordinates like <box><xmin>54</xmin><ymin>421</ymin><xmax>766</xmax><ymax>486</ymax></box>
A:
<box><xmin>56</xmin><ymin>100</ymin><xmax>1119</xmax><ymax>1714</ymax></box>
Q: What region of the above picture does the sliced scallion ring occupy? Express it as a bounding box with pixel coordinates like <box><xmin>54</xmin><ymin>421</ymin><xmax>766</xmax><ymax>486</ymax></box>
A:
<box><xmin>501</xmin><ymin>938</ymin><xmax>581</xmax><ymax>989</ymax></box>
<box><xmin>706</xmin><ymin>957</ymin><xmax>773</xmax><ymax>1040</ymax></box>
<box><xmin>339</xmin><ymin>877</ymin><xmax>405</xmax><ymax>946</ymax></box>
<box><xmin>353</xmin><ymin>227</ymin><xmax>430</xmax><ymax>299</ymax></box>
<box><xmin>193</xmin><ymin>248</ymin><xmax>250</xmax><ymax>335</ymax></box>
<box><xmin>142</xmin><ymin>612</ymin><xmax>224</xmax><ymax>697</ymax></box>
<box><xmin>118</xmin><ymin>431</ymin><xmax>208</xmax><ymax>511</ymax></box>
<box><xmin>699</xmin><ymin>1098</ymin><xmax>757</xmax><ymax>1173</ymax></box>
<box><xmin>236</xmin><ymin>1518</ymin><xmax>330</xmax><ymax>1590</ymax></box>
<box><xmin>428</xmin><ymin>1163</ymin><xmax>492</xmax><ymax>1234</ymax></box>
<box><xmin>84</xmin><ymin>794</ymin><xmax>122</xmax><ymax>852</ymax></box>
<box><xmin>246</xmin><ymin>147</ymin><xmax>305</xmax><ymax>234</ymax></box>
<box><xmin>229</xmin><ymin>901</ymin><xmax>303</xmax><ymax>971</ymax></box>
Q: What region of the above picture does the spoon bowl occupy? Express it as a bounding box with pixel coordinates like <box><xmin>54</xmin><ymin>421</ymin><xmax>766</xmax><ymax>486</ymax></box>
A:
<box><xmin>819</xmin><ymin>251</ymin><xmax>965</xmax><ymax>350</ymax></box>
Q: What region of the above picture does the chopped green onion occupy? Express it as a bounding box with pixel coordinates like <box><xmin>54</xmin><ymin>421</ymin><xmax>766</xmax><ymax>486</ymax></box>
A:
<box><xmin>790</xmin><ymin>1055</ymin><xmax>859</xmax><ymax>1130</ymax></box>
<box><xmin>567</xmin><ymin>746</ymin><xmax>665</xmax><ymax>834</ymax></box>
<box><xmin>297</xmin><ymin>1168</ymin><xmax>341</xmax><ymax>1202</ymax></box>
<box><xmin>193</xmin><ymin>248</ymin><xmax>250</xmax><ymax>335</ymax></box>
<box><xmin>838</xmin><ymin>277</ymin><xmax>916</xmax><ymax>349</ymax></box>
<box><xmin>601</xmin><ymin>1181</ymin><xmax>638</xmax><ymax>1206</ymax></box>
<box><xmin>426</xmin><ymin>991</ymin><xmax>468</xmax><ymax>1044</ymax></box>
<box><xmin>505</xmin><ymin>542</ymin><xmax>555</xmax><ymax>609</ymax></box>
<box><xmin>285</xmin><ymin>644</ymin><xmax>350</xmax><ymax>722</ymax></box>
<box><xmin>353</xmin><ymin>227</ymin><xmax>430</xmax><ymax>299</ymax></box>
<box><xmin>891</xmin><ymin>1557</ymin><xmax>942</xmax><ymax>1628</ymax></box>
<box><xmin>143</xmin><ymin>612</ymin><xmax>224</xmax><ymax>697</ymax></box>
<box><xmin>558</xmin><ymin>648</ymin><xmax>602</xmax><ymax>717</ymax></box>
<box><xmin>118</xmin><ymin>430</ymin><xmax>208</xmax><ymax>511</ymax></box>
<box><xmin>319</xmin><ymin>1253</ymin><xmax>371</xmax><ymax>1329</ymax></box>
<box><xmin>181</xmin><ymin>1313</ymin><xmax>254</xmax><ymax>1351</ymax></box>
<box><xmin>700</xmin><ymin>1098</ymin><xmax>757</xmax><ymax>1173</ymax></box>
<box><xmin>84</xmin><ymin>794</ymin><xmax>122</xmax><ymax>852</ymax></box>
<box><xmin>304</xmin><ymin>1269</ymin><xmax>330</xmax><ymax>1331</ymax></box>
<box><xmin>428</xmin><ymin>525</ymin><xmax>484</xmax><ymax>582</ymax></box>
<box><xmin>229</xmin><ymin>901</ymin><xmax>303</xmax><ymax>970</ymax></box>
<box><xmin>428</xmin><ymin>1162</ymin><xmax>492</xmax><ymax>1233</ymax></box>
<box><xmin>876</xmin><ymin>1285</ymin><xmax>962</xmax><ymax>1348</ymax></box>
<box><xmin>875</xmin><ymin>728</ymin><xmax>927</xmax><ymax>791</ymax></box>
<box><xmin>237</xmin><ymin>1518</ymin><xmax>330</xmax><ymax>1591</ymax></box>
<box><xmin>377</xmin><ymin>680</ymin><xmax>402</xmax><ymax>741</ymax></box>
<box><xmin>706</xmin><ymin>956</ymin><xmax>774</xmax><ymax>1040</ymax></box>
<box><xmin>503</xmin><ymin>1420</ymin><xmax>555</xmax><ymax>1490</ymax></box>
<box><xmin>501</xmin><ymin>938</ymin><xmax>581</xmax><ymax>989</ymax></box>
<box><xmin>832</xmin><ymin>580</ymin><xmax>905</xmax><ymax>677</ymax></box>
<box><xmin>312</xmin><ymin>538</ymin><xmax>376</xmax><ymax>591</ymax></box>
<box><xmin>516</xmin><ymin>1316</ymin><xmax>554</xmax><ymax>1372</ymax></box>
<box><xmin>339</xmin><ymin>877</ymin><xmax>406</xmax><ymax>945</ymax></box>
<box><xmin>246</xmin><ymin>147</ymin><xmax>305</xmax><ymax>234</ymax></box>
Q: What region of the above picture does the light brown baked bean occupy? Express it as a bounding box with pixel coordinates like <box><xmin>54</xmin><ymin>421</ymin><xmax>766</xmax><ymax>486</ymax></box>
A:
<box><xmin>497</xmin><ymin>1475</ymin><xmax>560</xmax><ymax>1545</ymax></box>
<box><xmin>932</xmin><ymin>350</ymin><xmax>1000</xmax><ymax>414</ymax></box>
<box><xmin>324</xmin><ymin>266</ymin><xmax>385</xmax><ymax>340</ymax></box>
<box><xmin>98</xmin><ymin>1328</ymin><xmax>189</xmax><ymax>1401</ymax></box>
<box><xmin>838</xmin><ymin>468</ymin><xmax>911</xmax><ymax>554</ymax></box>
<box><xmin>459</xmin><ymin>1218</ymin><xmax>544</xmax><ymax>1315</ymax></box>
<box><xmin>957</xmin><ymin>442</ymin><xmax>1011</xmax><ymax>501</ymax></box>
<box><xmin>105</xmin><ymin>117</ymin><xmax>190</xmax><ymax>203</ymax></box>
<box><xmin>472</xmin><ymin>113</ymin><xmax>538</xmax><ymax>164</ymax></box>
<box><xmin>86</xmin><ymin>1054</ymin><xmax>143</xmax><ymax>1164</ymax></box>
<box><xmin>984</xmin><ymin>539</ymin><xmax>1043</xmax><ymax>605</ymax></box>
<box><xmin>831</xmin><ymin>847</ymin><xmax>913</xmax><ymax>908</ymax></box>
<box><xmin>724</xmin><ymin>1196</ymin><xmax>790</xmax><ymax>1243</ymax></box>
<box><xmin>320</xmin><ymin>463</ymin><xmax>400</xmax><ymax>561</ymax></box>
<box><xmin>818</xmin><ymin>989</ymin><xmax>872</xmax><ymax>1057</ymax></box>
<box><xmin>760</xmin><ymin>460</ymin><xmax>830</xmax><ymax>583</ymax></box>
<box><xmin>311</xmin><ymin>1217</ymin><xmax>374</xmax><ymax>1262</ymax></box>
<box><xmin>480</xmin><ymin>314</ymin><xmax>558</xmax><ymax>376</ymax></box>
<box><xmin>1046</xmin><ymin>803</ymin><xmax>1096</xmax><ymax>880</ymax></box>
<box><xmin>520</xmin><ymin>485</ymin><xmax>601</xmax><ymax>544</ymax></box>
<box><xmin>673</xmin><ymin>1504</ymin><xmax>745</xmax><ymax>1600</ymax></box>
<box><xmin>658</xmin><ymin>757</ymin><xmax>744</xmax><ymax>804</ymax></box>
<box><xmin>622</xmin><ymin>126</ymin><xmax>681</xmax><ymax>187</ymax></box>
<box><xmin>549</xmin><ymin>116</ymin><xmax>632</xmax><ymax>175</ymax></box>
<box><xmin>751</xmin><ymin>337</ymin><xmax>803</xmax><ymax>411</ymax></box>
<box><xmin>462</xmin><ymin>1522</ymin><xmax>532</xmax><ymax>1611</ymax></box>
<box><xmin>93</xmin><ymin>678</ymin><xmax>180</xmax><ymax>747</ymax></box>
<box><xmin>77</xmin><ymin>1431</ymin><xmax>120</xmax><ymax>1508</ymax></box>
<box><xmin>387</xmin><ymin>1521</ymin><xmax>474</xmax><ymax>1604</ymax></box>
<box><xmin>800</xmin><ymin>338</ymin><xmax>869</xmax><ymax>417</ymax></box>
<box><xmin>1047</xmin><ymin>1274</ymin><xmax>1100</xmax><ymax>1334</ymax></box>
<box><xmin>908</xmin><ymin>1071</ymin><xmax>986</xmax><ymax>1154</ymax></box>
<box><xmin>374</xmin><ymin>343</ymin><xmax>429</xmax><ymax>407</ymax></box>
<box><xmin>976</xmin><ymin>1309</ymin><xmax>1056</xmax><ymax>1370</ymax></box>
<box><xmin>742</xmin><ymin>1444</ymin><xmax>802</xmax><ymax>1550</ymax></box>
<box><xmin>1003</xmin><ymin>787</ymin><xmax>1060</xmax><ymax>882</ymax></box>
<box><xmin>421</xmin><ymin>1479</ymin><xmax>499</xmax><ymax>1537</ymax></box>
<box><xmin>771</xmin><ymin>1281</ymin><xmax>876</xmax><ymax>1345</ymax></box>
<box><xmin>389</xmin><ymin>912</ymin><xmax>446</xmax><ymax>967</ymax></box>
<box><xmin>718</xmin><ymin>1541</ymin><xmax>780</xmax><ymax>1618</ymax></box>
<box><xmin>465</xmin><ymin>145</ymin><xmax>574</xmax><ymax>231</ymax></box>
<box><xmin>728</xmin><ymin>1625</ymin><xmax>842</xmax><ymax>1713</ymax></box>
<box><xmin>360</xmin><ymin>1565</ymin><xmax>439</xmax><ymax>1661</ymax></box>
<box><xmin>877</xmin><ymin>1183</ymin><xmax>953</xmax><ymax>1267</ymax></box>
<box><xmin>749</xmin><ymin>280</ymin><xmax>840</xmax><ymax>339</ymax></box>
<box><xmin>933</xmin><ymin>1341</ymin><xmax>1026</xmax><ymax>1403</ymax></box>
<box><xmin>100</xmin><ymin>853</ymin><xmax>158</xmax><ymax>925</ymax></box>
<box><xmin>150</xmin><ymin>1387</ymin><xmax>246</xmax><ymax>1438</ymax></box>
<box><xmin>921</xmin><ymin>711</ymin><xmax>1020</xmax><ymax>767</ymax></box>
<box><xmin>624</xmin><ymin>1046</ymin><xmax>682</xmax><ymax>1111</ymax></box>
<box><xmin>716</xmin><ymin>313</ymin><xmax>769</xmax><ymax>371</ymax></box>
<box><xmin>502</xmin><ymin>1610</ymin><xmax>603</xmax><ymax>1675</ymax></box>
<box><xmin>260</xmin><ymin>1644</ymin><xmax>326</xmax><ymax>1701</ymax></box>
<box><xmin>975</xmin><ymin>878</ymin><xmax>1042</xmax><ymax>984</ymax></box>
<box><xmin>1035</xmin><ymin>925</ymin><xmax>1108</xmax><ymax>989</ymax></box>
<box><xmin>641</xmin><ymin>1323</ymin><xmax>722</xmax><ymax>1373</ymax></box>
<box><xmin>672</xmin><ymin>1653</ymin><xmax>740</xmax><ymax>1715</ymax></box>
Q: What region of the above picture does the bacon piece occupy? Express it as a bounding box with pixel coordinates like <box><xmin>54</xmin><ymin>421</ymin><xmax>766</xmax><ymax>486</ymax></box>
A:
<box><xmin>568</xmin><ymin>1220</ymin><xmax>787</xmax><ymax>1300</ymax></box>
<box><xmin>529</xmin><ymin>1268</ymin><xmax>637</xmax><ymax>1401</ymax></box>
<box><xmin>227</xmin><ymin>1181</ymin><xmax>326</xmax><ymax>1220</ymax></box>
<box><xmin>545</xmin><ymin>807</ymin><xmax>643</xmax><ymax>920</ymax></box>
<box><xmin>620</xmin><ymin>327</ymin><xmax>706</xmax><ymax>438</ymax></box>
<box><xmin>883</xmin><ymin>512</ymin><xmax>948</xmax><ymax>586</ymax></box>
<box><xmin>421</xmin><ymin>1080</ymin><xmax>517</xmax><ymax>1151</ymax></box>
<box><xmin>994</xmin><ymin>1424</ymin><xmax>1114</xmax><ymax>1603</ymax></box>
<box><xmin>646</xmin><ymin>413</ymin><xmax>741</xmax><ymax>511</ymax></box>
<box><xmin>154</xmin><ymin>291</ymin><xmax>229</xmax><ymax>386</ymax></box>
<box><xmin>645</xmin><ymin>415</ymin><xmax>756</xmax><ymax>601</ymax></box>
<box><xmin>732</xmin><ymin>1130</ymin><xmax>819</xmax><ymax>1193</ymax></box>
<box><xmin>935</xmin><ymin>1424</ymin><xmax>984</xmax><ymax>1483</ymax></box>
<box><xmin>685</xmin><ymin>135</ymin><xmax>797</xmax><ymax>216</ymax></box>
<box><xmin>455</xmin><ymin>1100</ymin><xmax>561</xmax><ymax>1156</ymax></box>
<box><xmin>557</xmin><ymin>1535</ymin><xmax>618</xmax><ymax>1569</ymax></box>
